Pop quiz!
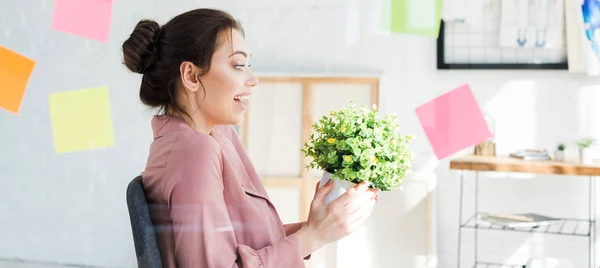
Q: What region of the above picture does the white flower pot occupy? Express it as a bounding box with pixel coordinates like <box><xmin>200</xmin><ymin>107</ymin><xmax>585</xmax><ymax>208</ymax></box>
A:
<box><xmin>554</xmin><ymin>150</ymin><xmax>566</xmax><ymax>162</ymax></box>
<box><xmin>319</xmin><ymin>171</ymin><xmax>358</xmax><ymax>204</ymax></box>
<box><xmin>580</xmin><ymin>148</ymin><xmax>593</xmax><ymax>164</ymax></box>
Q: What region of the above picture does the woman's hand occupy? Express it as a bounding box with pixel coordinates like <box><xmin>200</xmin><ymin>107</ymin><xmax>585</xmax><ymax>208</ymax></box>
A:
<box><xmin>295</xmin><ymin>180</ymin><xmax>378</xmax><ymax>255</ymax></box>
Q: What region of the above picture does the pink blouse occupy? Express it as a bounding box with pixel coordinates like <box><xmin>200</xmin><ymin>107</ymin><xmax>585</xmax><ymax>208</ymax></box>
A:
<box><xmin>141</xmin><ymin>115</ymin><xmax>308</xmax><ymax>267</ymax></box>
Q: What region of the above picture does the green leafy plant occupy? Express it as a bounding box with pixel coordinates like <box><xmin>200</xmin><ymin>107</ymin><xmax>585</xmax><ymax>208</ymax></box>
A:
<box><xmin>301</xmin><ymin>100</ymin><xmax>415</xmax><ymax>191</ymax></box>
<box><xmin>557</xmin><ymin>143</ymin><xmax>566</xmax><ymax>151</ymax></box>
<box><xmin>577</xmin><ymin>137</ymin><xmax>597</xmax><ymax>149</ymax></box>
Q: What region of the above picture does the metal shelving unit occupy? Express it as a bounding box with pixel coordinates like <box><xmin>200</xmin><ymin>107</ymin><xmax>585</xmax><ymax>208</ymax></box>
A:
<box><xmin>461</xmin><ymin>212</ymin><xmax>592</xmax><ymax>237</ymax></box>
<box><xmin>452</xmin><ymin>156</ymin><xmax>598</xmax><ymax>268</ymax></box>
<box><xmin>473</xmin><ymin>262</ymin><xmax>524</xmax><ymax>268</ymax></box>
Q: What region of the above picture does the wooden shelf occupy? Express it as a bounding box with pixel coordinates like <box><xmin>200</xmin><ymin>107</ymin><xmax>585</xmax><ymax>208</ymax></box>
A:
<box><xmin>450</xmin><ymin>155</ymin><xmax>600</xmax><ymax>176</ymax></box>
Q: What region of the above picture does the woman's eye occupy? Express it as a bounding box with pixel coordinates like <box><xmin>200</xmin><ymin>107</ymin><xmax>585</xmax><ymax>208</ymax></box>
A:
<box><xmin>234</xmin><ymin>64</ymin><xmax>245</xmax><ymax>71</ymax></box>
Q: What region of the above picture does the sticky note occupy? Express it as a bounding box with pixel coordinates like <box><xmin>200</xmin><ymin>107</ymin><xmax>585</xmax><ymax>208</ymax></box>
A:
<box><xmin>52</xmin><ymin>0</ymin><xmax>113</xmax><ymax>42</ymax></box>
<box><xmin>49</xmin><ymin>86</ymin><xmax>115</xmax><ymax>153</ymax></box>
<box><xmin>415</xmin><ymin>84</ymin><xmax>491</xmax><ymax>160</ymax></box>
<box><xmin>385</xmin><ymin>0</ymin><xmax>444</xmax><ymax>37</ymax></box>
<box><xmin>0</xmin><ymin>46</ymin><xmax>35</xmax><ymax>114</ymax></box>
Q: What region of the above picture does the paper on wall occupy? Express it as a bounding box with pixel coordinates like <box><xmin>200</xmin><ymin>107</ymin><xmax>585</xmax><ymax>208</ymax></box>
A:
<box><xmin>52</xmin><ymin>0</ymin><xmax>113</xmax><ymax>42</ymax></box>
<box><xmin>49</xmin><ymin>86</ymin><xmax>115</xmax><ymax>153</ymax></box>
<box><xmin>384</xmin><ymin>0</ymin><xmax>444</xmax><ymax>38</ymax></box>
<box><xmin>0</xmin><ymin>46</ymin><xmax>35</xmax><ymax>114</ymax></box>
<box><xmin>566</xmin><ymin>0</ymin><xmax>600</xmax><ymax>76</ymax></box>
<box><xmin>415</xmin><ymin>84</ymin><xmax>492</xmax><ymax>160</ymax></box>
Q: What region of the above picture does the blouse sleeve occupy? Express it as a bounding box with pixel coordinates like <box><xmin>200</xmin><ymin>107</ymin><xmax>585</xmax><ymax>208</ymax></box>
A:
<box><xmin>166</xmin><ymin>134</ymin><xmax>305</xmax><ymax>268</ymax></box>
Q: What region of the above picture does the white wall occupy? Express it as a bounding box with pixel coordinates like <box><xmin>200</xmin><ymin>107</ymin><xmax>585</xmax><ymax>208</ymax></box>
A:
<box><xmin>2</xmin><ymin>0</ymin><xmax>600</xmax><ymax>267</ymax></box>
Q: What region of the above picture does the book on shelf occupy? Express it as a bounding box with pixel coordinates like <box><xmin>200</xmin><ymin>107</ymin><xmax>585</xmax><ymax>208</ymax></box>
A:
<box><xmin>509</xmin><ymin>149</ymin><xmax>551</xmax><ymax>161</ymax></box>
<box><xmin>480</xmin><ymin>213</ymin><xmax>563</xmax><ymax>228</ymax></box>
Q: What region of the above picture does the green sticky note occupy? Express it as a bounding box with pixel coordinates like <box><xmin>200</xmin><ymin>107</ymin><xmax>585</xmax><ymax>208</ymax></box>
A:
<box><xmin>49</xmin><ymin>86</ymin><xmax>115</xmax><ymax>153</ymax></box>
<box><xmin>387</xmin><ymin>0</ymin><xmax>444</xmax><ymax>38</ymax></box>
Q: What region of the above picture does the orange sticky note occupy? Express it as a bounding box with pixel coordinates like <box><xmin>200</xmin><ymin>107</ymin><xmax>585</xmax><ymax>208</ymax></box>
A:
<box><xmin>52</xmin><ymin>0</ymin><xmax>113</xmax><ymax>42</ymax></box>
<box><xmin>0</xmin><ymin>46</ymin><xmax>35</xmax><ymax>114</ymax></box>
<box><xmin>415</xmin><ymin>84</ymin><xmax>492</xmax><ymax>160</ymax></box>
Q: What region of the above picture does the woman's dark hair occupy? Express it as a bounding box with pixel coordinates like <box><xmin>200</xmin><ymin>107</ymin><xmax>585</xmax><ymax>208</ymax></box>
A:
<box><xmin>122</xmin><ymin>8</ymin><xmax>244</xmax><ymax>118</ymax></box>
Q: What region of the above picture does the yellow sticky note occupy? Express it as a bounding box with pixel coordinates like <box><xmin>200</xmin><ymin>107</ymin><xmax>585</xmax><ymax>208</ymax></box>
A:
<box><xmin>49</xmin><ymin>86</ymin><xmax>115</xmax><ymax>153</ymax></box>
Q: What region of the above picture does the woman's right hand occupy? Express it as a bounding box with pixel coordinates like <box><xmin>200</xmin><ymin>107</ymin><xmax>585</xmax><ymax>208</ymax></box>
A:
<box><xmin>297</xmin><ymin>180</ymin><xmax>378</xmax><ymax>254</ymax></box>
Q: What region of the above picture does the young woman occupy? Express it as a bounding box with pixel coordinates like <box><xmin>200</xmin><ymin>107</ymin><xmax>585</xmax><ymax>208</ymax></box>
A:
<box><xmin>122</xmin><ymin>8</ymin><xmax>378</xmax><ymax>268</ymax></box>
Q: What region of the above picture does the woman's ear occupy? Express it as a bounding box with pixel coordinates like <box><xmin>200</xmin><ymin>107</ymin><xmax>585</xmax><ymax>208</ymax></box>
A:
<box><xmin>179</xmin><ymin>61</ymin><xmax>201</xmax><ymax>92</ymax></box>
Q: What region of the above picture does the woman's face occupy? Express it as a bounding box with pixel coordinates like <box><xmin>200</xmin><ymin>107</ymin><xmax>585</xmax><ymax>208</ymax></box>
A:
<box><xmin>179</xmin><ymin>28</ymin><xmax>258</xmax><ymax>131</ymax></box>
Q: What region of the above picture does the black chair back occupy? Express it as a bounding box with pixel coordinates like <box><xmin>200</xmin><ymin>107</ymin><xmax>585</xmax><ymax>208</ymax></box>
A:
<box><xmin>126</xmin><ymin>176</ymin><xmax>163</xmax><ymax>268</ymax></box>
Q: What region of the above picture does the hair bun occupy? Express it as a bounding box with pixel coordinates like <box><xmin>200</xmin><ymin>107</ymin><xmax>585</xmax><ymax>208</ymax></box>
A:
<box><xmin>122</xmin><ymin>19</ymin><xmax>162</xmax><ymax>74</ymax></box>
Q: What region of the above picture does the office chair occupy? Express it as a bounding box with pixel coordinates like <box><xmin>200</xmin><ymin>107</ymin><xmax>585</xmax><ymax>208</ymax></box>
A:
<box><xmin>126</xmin><ymin>176</ymin><xmax>163</xmax><ymax>268</ymax></box>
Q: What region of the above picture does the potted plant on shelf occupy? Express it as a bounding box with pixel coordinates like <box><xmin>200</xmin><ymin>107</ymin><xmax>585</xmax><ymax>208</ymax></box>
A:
<box><xmin>301</xmin><ymin>100</ymin><xmax>415</xmax><ymax>204</ymax></box>
<box><xmin>555</xmin><ymin>143</ymin><xmax>566</xmax><ymax>162</ymax></box>
<box><xmin>577</xmin><ymin>137</ymin><xmax>597</xmax><ymax>164</ymax></box>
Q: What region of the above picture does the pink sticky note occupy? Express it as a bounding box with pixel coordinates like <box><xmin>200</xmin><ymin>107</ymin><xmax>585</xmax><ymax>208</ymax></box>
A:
<box><xmin>415</xmin><ymin>84</ymin><xmax>491</xmax><ymax>160</ymax></box>
<box><xmin>52</xmin><ymin>0</ymin><xmax>113</xmax><ymax>42</ymax></box>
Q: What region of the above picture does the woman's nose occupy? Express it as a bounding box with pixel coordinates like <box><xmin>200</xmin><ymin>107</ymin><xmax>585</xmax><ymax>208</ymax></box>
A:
<box><xmin>245</xmin><ymin>74</ymin><xmax>259</xmax><ymax>87</ymax></box>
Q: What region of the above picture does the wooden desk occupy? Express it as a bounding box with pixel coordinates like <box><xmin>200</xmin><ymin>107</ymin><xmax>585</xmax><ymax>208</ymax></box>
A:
<box><xmin>450</xmin><ymin>155</ymin><xmax>598</xmax><ymax>268</ymax></box>
<box><xmin>450</xmin><ymin>155</ymin><xmax>600</xmax><ymax>176</ymax></box>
